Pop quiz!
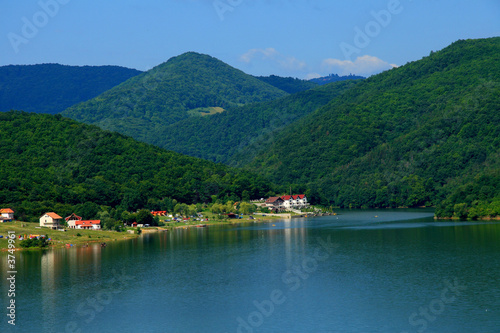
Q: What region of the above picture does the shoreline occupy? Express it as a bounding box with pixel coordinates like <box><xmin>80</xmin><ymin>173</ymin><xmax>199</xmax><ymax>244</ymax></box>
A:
<box><xmin>4</xmin><ymin>210</ymin><xmax>498</xmax><ymax>251</ymax></box>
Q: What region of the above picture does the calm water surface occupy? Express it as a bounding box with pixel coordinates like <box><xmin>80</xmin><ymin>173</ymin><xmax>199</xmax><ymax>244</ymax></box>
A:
<box><xmin>1</xmin><ymin>209</ymin><xmax>499</xmax><ymax>333</ymax></box>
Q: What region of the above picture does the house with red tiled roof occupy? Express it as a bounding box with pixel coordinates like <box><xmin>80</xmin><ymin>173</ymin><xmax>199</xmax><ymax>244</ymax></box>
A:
<box><xmin>74</xmin><ymin>220</ymin><xmax>101</xmax><ymax>230</ymax></box>
<box><xmin>0</xmin><ymin>208</ymin><xmax>14</xmax><ymax>222</ymax></box>
<box><xmin>65</xmin><ymin>213</ymin><xmax>82</xmax><ymax>228</ymax></box>
<box><xmin>281</xmin><ymin>194</ymin><xmax>308</xmax><ymax>209</ymax></box>
<box><xmin>40</xmin><ymin>212</ymin><xmax>63</xmax><ymax>229</ymax></box>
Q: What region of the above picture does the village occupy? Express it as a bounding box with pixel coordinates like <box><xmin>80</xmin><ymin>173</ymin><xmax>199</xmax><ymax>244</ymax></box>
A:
<box><xmin>0</xmin><ymin>194</ymin><xmax>326</xmax><ymax>249</ymax></box>
<box><xmin>1</xmin><ymin>194</ymin><xmax>311</xmax><ymax>227</ymax></box>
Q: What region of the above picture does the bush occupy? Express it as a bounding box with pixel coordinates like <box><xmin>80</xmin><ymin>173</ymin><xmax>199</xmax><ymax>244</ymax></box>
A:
<box><xmin>20</xmin><ymin>237</ymin><xmax>49</xmax><ymax>248</ymax></box>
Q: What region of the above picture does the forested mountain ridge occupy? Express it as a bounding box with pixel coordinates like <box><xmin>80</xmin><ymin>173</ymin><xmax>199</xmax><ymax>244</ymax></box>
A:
<box><xmin>0</xmin><ymin>64</ymin><xmax>142</xmax><ymax>114</ymax></box>
<box><xmin>154</xmin><ymin>80</ymin><xmax>359</xmax><ymax>164</ymax></box>
<box><xmin>62</xmin><ymin>52</ymin><xmax>288</xmax><ymax>144</ymax></box>
<box><xmin>245</xmin><ymin>37</ymin><xmax>500</xmax><ymax>218</ymax></box>
<box><xmin>255</xmin><ymin>75</ymin><xmax>319</xmax><ymax>94</ymax></box>
<box><xmin>309</xmin><ymin>73</ymin><xmax>365</xmax><ymax>85</ymax></box>
<box><xmin>0</xmin><ymin>111</ymin><xmax>275</xmax><ymax>222</ymax></box>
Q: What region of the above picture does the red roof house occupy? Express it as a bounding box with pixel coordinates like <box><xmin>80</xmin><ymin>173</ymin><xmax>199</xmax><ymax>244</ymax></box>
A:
<box><xmin>75</xmin><ymin>220</ymin><xmax>101</xmax><ymax>230</ymax></box>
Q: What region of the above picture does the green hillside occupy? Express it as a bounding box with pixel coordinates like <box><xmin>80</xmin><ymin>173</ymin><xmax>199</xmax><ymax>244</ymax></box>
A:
<box><xmin>245</xmin><ymin>37</ymin><xmax>500</xmax><ymax>219</ymax></box>
<box><xmin>155</xmin><ymin>80</ymin><xmax>359</xmax><ymax>164</ymax></box>
<box><xmin>255</xmin><ymin>75</ymin><xmax>318</xmax><ymax>94</ymax></box>
<box><xmin>0</xmin><ymin>64</ymin><xmax>142</xmax><ymax>114</ymax></box>
<box><xmin>0</xmin><ymin>111</ymin><xmax>274</xmax><ymax>222</ymax></box>
<box><xmin>62</xmin><ymin>52</ymin><xmax>287</xmax><ymax>143</ymax></box>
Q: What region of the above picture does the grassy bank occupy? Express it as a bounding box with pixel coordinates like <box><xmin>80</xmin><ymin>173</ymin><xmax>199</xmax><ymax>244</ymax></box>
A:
<box><xmin>0</xmin><ymin>212</ymin><xmax>305</xmax><ymax>250</ymax></box>
<box><xmin>0</xmin><ymin>221</ymin><xmax>138</xmax><ymax>250</ymax></box>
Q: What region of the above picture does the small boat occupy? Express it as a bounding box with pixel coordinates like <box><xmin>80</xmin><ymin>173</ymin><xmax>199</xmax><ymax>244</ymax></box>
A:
<box><xmin>196</xmin><ymin>224</ymin><xmax>207</xmax><ymax>228</ymax></box>
<box><xmin>100</xmin><ymin>242</ymin><xmax>107</xmax><ymax>247</ymax></box>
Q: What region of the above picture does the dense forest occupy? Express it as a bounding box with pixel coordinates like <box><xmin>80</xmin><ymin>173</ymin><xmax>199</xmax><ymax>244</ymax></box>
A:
<box><xmin>155</xmin><ymin>80</ymin><xmax>360</xmax><ymax>164</ymax></box>
<box><xmin>0</xmin><ymin>111</ymin><xmax>276</xmax><ymax>222</ymax></box>
<box><xmin>62</xmin><ymin>52</ymin><xmax>287</xmax><ymax>143</ymax></box>
<box><xmin>2</xmin><ymin>39</ymin><xmax>498</xmax><ymax>221</ymax></box>
<box><xmin>255</xmin><ymin>75</ymin><xmax>319</xmax><ymax>94</ymax></box>
<box><xmin>309</xmin><ymin>73</ymin><xmax>365</xmax><ymax>85</ymax></box>
<box><xmin>0</xmin><ymin>64</ymin><xmax>141</xmax><ymax>114</ymax></box>
<box><xmin>245</xmin><ymin>37</ymin><xmax>500</xmax><ymax>219</ymax></box>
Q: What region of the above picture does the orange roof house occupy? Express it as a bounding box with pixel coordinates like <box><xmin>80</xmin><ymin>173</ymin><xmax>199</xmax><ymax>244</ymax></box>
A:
<box><xmin>75</xmin><ymin>220</ymin><xmax>101</xmax><ymax>230</ymax></box>
<box><xmin>0</xmin><ymin>208</ymin><xmax>14</xmax><ymax>221</ymax></box>
<box><xmin>40</xmin><ymin>212</ymin><xmax>63</xmax><ymax>229</ymax></box>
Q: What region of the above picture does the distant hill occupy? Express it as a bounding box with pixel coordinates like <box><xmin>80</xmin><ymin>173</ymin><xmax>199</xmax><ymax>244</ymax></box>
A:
<box><xmin>245</xmin><ymin>37</ymin><xmax>500</xmax><ymax>219</ymax></box>
<box><xmin>255</xmin><ymin>75</ymin><xmax>318</xmax><ymax>94</ymax></box>
<box><xmin>154</xmin><ymin>80</ymin><xmax>359</xmax><ymax>165</ymax></box>
<box><xmin>0</xmin><ymin>111</ymin><xmax>275</xmax><ymax>222</ymax></box>
<box><xmin>62</xmin><ymin>52</ymin><xmax>288</xmax><ymax>144</ymax></box>
<box><xmin>309</xmin><ymin>73</ymin><xmax>364</xmax><ymax>85</ymax></box>
<box><xmin>0</xmin><ymin>64</ymin><xmax>142</xmax><ymax>114</ymax></box>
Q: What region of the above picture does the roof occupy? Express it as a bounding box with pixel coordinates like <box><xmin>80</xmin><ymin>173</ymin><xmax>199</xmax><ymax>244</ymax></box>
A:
<box><xmin>44</xmin><ymin>212</ymin><xmax>62</xmax><ymax>219</ymax></box>
<box><xmin>266</xmin><ymin>196</ymin><xmax>283</xmax><ymax>203</ymax></box>
<box><xmin>65</xmin><ymin>213</ymin><xmax>83</xmax><ymax>221</ymax></box>
<box><xmin>0</xmin><ymin>208</ymin><xmax>14</xmax><ymax>213</ymax></box>
<box><xmin>281</xmin><ymin>194</ymin><xmax>306</xmax><ymax>200</ymax></box>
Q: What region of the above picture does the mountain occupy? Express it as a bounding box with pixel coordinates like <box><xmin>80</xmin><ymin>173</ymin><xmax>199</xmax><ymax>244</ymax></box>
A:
<box><xmin>62</xmin><ymin>52</ymin><xmax>288</xmax><ymax>144</ymax></box>
<box><xmin>0</xmin><ymin>111</ymin><xmax>275</xmax><ymax>222</ymax></box>
<box><xmin>245</xmin><ymin>37</ymin><xmax>500</xmax><ymax>218</ymax></box>
<box><xmin>255</xmin><ymin>75</ymin><xmax>318</xmax><ymax>94</ymax></box>
<box><xmin>155</xmin><ymin>80</ymin><xmax>359</xmax><ymax>164</ymax></box>
<box><xmin>309</xmin><ymin>73</ymin><xmax>365</xmax><ymax>85</ymax></box>
<box><xmin>0</xmin><ymin>64</ymin><xmax>142</xmax><ymax>114</ymax></box>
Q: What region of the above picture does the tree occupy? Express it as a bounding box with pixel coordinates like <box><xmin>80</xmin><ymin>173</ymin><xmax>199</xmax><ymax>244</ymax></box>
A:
<box><xmin>136</xmin><ymin>209</ymin><xmax>154</xmax><ymax>225</ymax></box>
<box><xmin>239</xmin><ymin>202</ymin><xmax>256</xmax><ymax>215</ymax></box>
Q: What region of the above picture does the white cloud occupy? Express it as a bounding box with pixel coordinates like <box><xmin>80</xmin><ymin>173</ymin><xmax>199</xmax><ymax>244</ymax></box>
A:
<box><xmin>239</xmin><ymin>48</ymin><xmax>279</xmax><ymax>63</ymax></box>
<box><xmin>321</xmin><ymin>55</ymin><xmax>397</xmax><ymax>77</ymax></box>
<box><xmin>239</xmin><ymin>48</ymin><xmax>307</xmax><ymax>72</ymax></box>
<box><xmin>278</xmin><ymin>56</ymin><xmax>307</xmax><ymax>71</ymax></box>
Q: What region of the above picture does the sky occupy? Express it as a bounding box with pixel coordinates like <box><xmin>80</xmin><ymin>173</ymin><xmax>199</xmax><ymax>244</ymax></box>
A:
<box><xmin>1</xmin><ymin>0</ymin><xmax>499</xmax><ymax>79</ymax></box>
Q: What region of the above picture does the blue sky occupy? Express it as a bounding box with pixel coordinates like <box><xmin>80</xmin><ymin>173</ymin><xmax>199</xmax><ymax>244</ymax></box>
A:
<box><xmin>1</xmin><ymin>0</ymin><xmax>499</xmax><ymax>78</ymax></box>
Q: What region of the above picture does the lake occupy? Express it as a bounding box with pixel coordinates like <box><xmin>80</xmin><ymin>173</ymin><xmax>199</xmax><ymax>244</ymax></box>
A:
<box><xmin>1</xmin><ymin>209</ymin><xmax>499</xmax><ymax>333</ymax></box>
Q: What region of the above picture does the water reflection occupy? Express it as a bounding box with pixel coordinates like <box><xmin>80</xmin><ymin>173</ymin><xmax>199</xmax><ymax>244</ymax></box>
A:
<box><xmin>1</xmin><ymin>212</ymin><xmax>499</xmax><ymax>333</ymax></box>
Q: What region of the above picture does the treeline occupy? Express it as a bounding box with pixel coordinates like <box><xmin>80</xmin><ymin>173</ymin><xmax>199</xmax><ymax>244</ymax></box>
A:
<box><xmin>0</xmin><ymin>111</ymin><xmax>277</xmax><ymax>222</ymax></box>
<box><xmin>0</xmin><ymin>64</ymin><xmax>141</xmax><ymax>114</ymax></box>
<box><xmin>245</xmin><ymin>37</ymin><xmax>500</xmax><ymax>219</ymax></box>
<box><xmin>255</xmin><ymin>75</ymin><xmax>318</xmax><ymax>94</ymax></box>
<box><xmin>309</xmin><ymin>73</ymin><xmax>364</xmax><ymax>85</ymax></box>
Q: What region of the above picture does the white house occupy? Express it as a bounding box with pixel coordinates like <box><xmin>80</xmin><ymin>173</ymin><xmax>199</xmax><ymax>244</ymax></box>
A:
<box><xmin>40</xmin><ymin>212</ymin><xmax>63</xmax><ymax>229</ymax></box>
<box><xmin>65</xmin><ymin>213</ymin><xmax>82</xmax><ymax>229</ymax></box>
<box><xmin>0</xmin><ymin>208</ymin><xmax>14</xmax><ymax>222</ymax></box>
<box><xmin>74</xmin><ymin>220</ymin><xmax>101</xmax><ymax>230</ymax></box>
<box><xmin>281</xmin><ymin>194</ymin><xmax>309</xmax><ymax>209</ymax></box>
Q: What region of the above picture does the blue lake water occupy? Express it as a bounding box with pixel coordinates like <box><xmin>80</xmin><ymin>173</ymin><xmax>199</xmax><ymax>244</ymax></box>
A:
<box><xmin>1</xmin><ymin>209</ymin><xmax>500</xmax><ymax>332</ymax></box>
